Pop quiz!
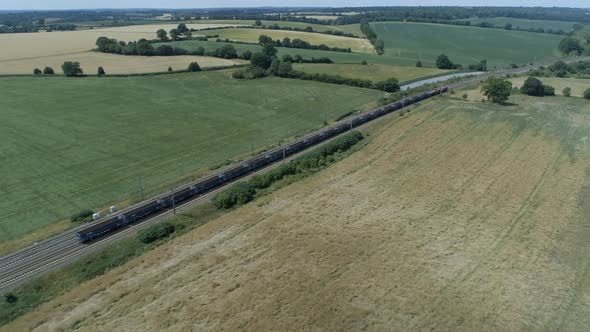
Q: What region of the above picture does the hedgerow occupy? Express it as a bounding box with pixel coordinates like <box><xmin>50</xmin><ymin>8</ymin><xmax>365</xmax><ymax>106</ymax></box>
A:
<box><xmin>213</xmin><ymin>131</ymin><xmax>364</xmax><ymax>210</ymax></box>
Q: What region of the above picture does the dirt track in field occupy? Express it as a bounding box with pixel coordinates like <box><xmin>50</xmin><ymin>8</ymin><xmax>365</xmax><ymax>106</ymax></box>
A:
<box><xmin>5</xmin><ymin>96</ymin><xmax>590</xmax><ymax>331</ymax></box>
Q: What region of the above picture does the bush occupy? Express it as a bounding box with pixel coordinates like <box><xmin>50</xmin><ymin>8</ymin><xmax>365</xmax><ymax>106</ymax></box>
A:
<box><xmin>584</xmin><ymin>88</ymin><xmax>590</xmax><ymax>100</ymax></box>
<box><xmin>563</xmin><ymin>87</ymin><xmax>572</xmax><ymax>97</ymax></box>
<box><xmin>188</xmin><ymin>62</ymin><xmax>201</xmax><ymax>72</ymax></box>
<box><xmin>416</xmin><ymin>61</ymin><xmax>422</xmax><ymax>67</ymax></box>
<box><xmin>43</xmin><ymin>66</ymin><xmax>54</xmax><ymax>75</ymax></box>
<box><xmin>543</xmin><ymin>85</ymin><xmax>555</xmax><ymax>96</ymax></box>
<box><xmin>520</xmin><ymin>77</ymin><xmax>546</xmax><ymax>96</ymax></box>
<box><xmin>137</xmin><ymin>222</ymin><xmax>175</xmax><ymax>244</ymax></box>
<box><xmin>71</xmin><ymin>210</ymin><xmax>93</xmax><ymax>223</ymax></box>
<box><xmin>33</xmin><ymin>68</ymin><xmax>42</xmax><ymax>75</ymax></box>
<box><xmin>4</xmin><ymin>293</ymin><xmax>17</xmax><ymax>304</ymax></box>
<box><xmin>373</xmin><ymin>78</ymin><xmax>400</xmax><ymax>92</ymax></box>
<box><xmin>97</xmin><ymin>66</ymin><xmax>105</xmax><ymax>76</ymax></box>
<box><xmin>213</xmin><ymin>182</ymin><xmax>256</xmax><ymax>209</ymax></box>
<box><xmin>436</xmin><ymin>54</ymin><xmax>453</xmax><ymax>69</ymax></box>
<box><xmin>462</xmin><ymin>93</ymin><xmax>468</xmax><ymax>99</ymax></box>
<box><xmin>361</xmin><ymin>60</ymin><xmax>368</xmax><ymax>65</ymax></box>
<box><xmin>168</xmin><ymin>66</ymin><xmax>173</xmax><ymax>72</ymax></box>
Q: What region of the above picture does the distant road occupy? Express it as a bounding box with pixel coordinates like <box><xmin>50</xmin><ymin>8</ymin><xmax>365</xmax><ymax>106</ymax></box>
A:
<box><xmin>1</xmin><ymin>56</ymin><xmax>588</xmax><ymax>292</ymax></box>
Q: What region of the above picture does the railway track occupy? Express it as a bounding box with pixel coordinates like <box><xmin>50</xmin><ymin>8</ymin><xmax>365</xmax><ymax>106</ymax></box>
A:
<box><xmin>1</xmin><ymin>56</ymin><xmax>588</xmax><ymax>292</ymax></box>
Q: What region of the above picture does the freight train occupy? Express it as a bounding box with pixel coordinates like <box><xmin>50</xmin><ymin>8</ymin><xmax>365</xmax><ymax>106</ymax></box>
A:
<box><xmin>75</xmin><ymin>86</ymin><xmax>448</xmax><ymax>243</ymax></box>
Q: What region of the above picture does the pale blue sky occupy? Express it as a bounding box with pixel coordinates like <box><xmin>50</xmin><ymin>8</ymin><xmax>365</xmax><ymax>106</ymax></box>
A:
<box><xmin>1</xmin><ymin>0</ymin><xmax>589</xmax><ymax>10</ymax></box>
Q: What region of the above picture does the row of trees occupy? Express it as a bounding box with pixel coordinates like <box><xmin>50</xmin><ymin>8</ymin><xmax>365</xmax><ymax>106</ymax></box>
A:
<box><xmin>360</xmin><ymin>20</ymin><xmax>384</xmax><ymax>55</ymax></box>
<box><xmin>558</xmin><ymin>37</ymin><xmax>585</xmax><ymax>56</ymax></box>
<box><xmin>480</xmin><ymin>75</ymin><xmax>590</xmax><ymax>104</ymax></box>
<box><xmin>254</xmin><ymin>23</ymin><xmax>359</xmax><ymax>38</ymax></box>
<box><xmin>156</xmin><ymin>23</ymin><xmax>193</xmax><ymax>41</ymax></box>
<box><xmin>257</xmin><ymin>34</ymin><xmax>351</xmax><ymax>53</ymax></box>
<box><xmin>33</xmin><ymin>62</ymin><xmax>106</xmax><ymax>77</ymax></box>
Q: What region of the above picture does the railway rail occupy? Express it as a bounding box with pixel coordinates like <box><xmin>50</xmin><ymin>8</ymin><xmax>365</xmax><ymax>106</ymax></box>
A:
<box><xmin>1</xmin><ymin>56</ymin><xmax>588</xmax><ymax>292</ymax></box>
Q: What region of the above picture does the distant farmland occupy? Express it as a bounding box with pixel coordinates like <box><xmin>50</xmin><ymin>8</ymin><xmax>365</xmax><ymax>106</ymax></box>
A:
<box><xmin>208</xmin><ymin>28</ymin><xmax>374</xmax><ymax>53</ymax></box>
<box><xmin>0</xmin><ymin>71</ymin><xmax>382</xmax><ymax>243</ymax></box>
<box><xmin>371</xmin><ymin>22</ymin><xmax>563</xmax><ymax>68</ymax></box>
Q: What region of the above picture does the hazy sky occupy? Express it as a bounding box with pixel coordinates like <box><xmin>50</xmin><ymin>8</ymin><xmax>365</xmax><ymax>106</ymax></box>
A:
<box><xmin>2</xmin><ymin>0</ymin><xmax>589</xmax><ymax>10</ymax></box>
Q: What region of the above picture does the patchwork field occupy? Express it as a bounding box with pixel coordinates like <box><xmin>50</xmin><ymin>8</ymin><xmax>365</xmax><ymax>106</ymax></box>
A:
<box><xmin>160</xmin><ymin>40</ymin><xmax>422</xmax><ymax>67</ymax></box>
<box><xmin>462</xmin><ymin>17</ymin><xmax>579</xmax><ymax>32</ymax></box>
<box><xmin>208</xmin><ymin>28</ymin><xmax>374</xmax><ymax>53</ymax></box>
<box><xmin>8</xmin><ymin>93</ymin><xmax>590</xmax><ymax>330</ymax></box>
<box><xmin>0</xmin><ymin>52</ymin><xmax>243</xmax><ymax>75</ymax></box>
<box><xmin>0</xmin><ymin>24</ymin><xmax>240</xmax><ymax>63</ymax></box>
<box><xmin>0</xmin><ymin>71</ymin><xmax>382</xmax><ymax>243</ymax></box>
<box><xmin>370</xmin><ymin>22</ymin><xmax>563</xmax><ymax>68</ymax></box>
<box><xmin>292</xmin><ymin>63</ymin><xmax>449</xmax><ymax>82</ymax></box>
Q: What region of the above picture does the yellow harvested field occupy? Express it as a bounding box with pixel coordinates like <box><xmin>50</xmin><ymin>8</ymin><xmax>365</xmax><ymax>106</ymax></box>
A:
<box><xmin>0</xmin><ymin>52</ymin><xmax>244</xmax><ymax>75</ymax></box>
<box><xmin>0</xmin><ymin>23</ymin><xmax>242</xmax><ymax>63</ymax></box>
<box><xmin>212</xmin><ymin>28</ymin><xmax>375</xmax><ymax>53</ymax></box>
<box><xmin>8</xmin><ymin>95</ymin><xmax>590</xmax><ymax>330</ymax></box>
<box><xmin>511</xmin><ymin>76</ymin><xmax>590</xmax><ymax>97</ymax></box>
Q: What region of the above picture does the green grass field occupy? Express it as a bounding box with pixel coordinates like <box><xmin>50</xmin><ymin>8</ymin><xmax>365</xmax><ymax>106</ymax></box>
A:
<box><xmin>292</xmin><ymin>63</ymin><xmax>450</xmax><ymax>82</ymax></box>
<box><xmin>158</xmin><ymin>40</ymin><xmax>424</xmax><ymax>67</ymax></box>
<box><xmin>0</xmin><ymin>71</ymin><xmax>382</xmax><ymax>243</ymax></box>
<box><xmin>205</xmin><ymin>28</ymin><xmax>374</xmax><ymax>53</ymax></box>
<box><xmin>370</xmin><ymin>22</ymin><xmax>563</xmax><ymax>68</ymax></box>
<box><xmin>460</xmin><ymin>17</ymin><xmax>579</xmax><ymax>32</ymax></box>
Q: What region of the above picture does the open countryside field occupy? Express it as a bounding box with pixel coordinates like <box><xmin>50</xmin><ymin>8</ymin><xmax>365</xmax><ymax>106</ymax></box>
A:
<box><xmin>370</xmin><ymin>22</ymin><xmax>563</xmax><ymax>68</ymax></box>
<box><xmin>0</xmin><ymin>71</ymin><xmax>382</xmax><ymax>243</ymax></box>
<box><xmin>0</xmin><ymin>52</ymin><xmax>244</xmax><ymax>75</ymax></box>
<box><xmin>0</xmin><ymin>23</ymin><xmax>241</xmax><ymax>62</ymax></box>
<box><xmin>8</xmin><ymin>93</ymin><xmax>590</xmax><ymax>331</ymax></box>
<box><xmin>510</xmin><ymin>77</ymin><xmax>590</xmax><ymax>97</ymax></box>
<box><xmin>208</xmin><ymin>28</ymin><xmax>374</xmax><ymax>53</ymax></box>
<box><xmin>461</xmin><ymin>17</ymin><xmax>580</xmax><ymax>32</ymax></box>
<box><xmin>292</xmin><ymin>63</ymin><xmax>450</xmax><ymax>82</ymax></box>
<box><xmin>160</xmin><ymin>40</ymin><xmax>423</xmax><ymax>67</ymax></box>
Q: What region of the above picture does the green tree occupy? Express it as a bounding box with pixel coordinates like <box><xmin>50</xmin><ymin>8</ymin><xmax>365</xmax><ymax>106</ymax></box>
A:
<box><xmin>544</xmin><ymin>85</ymin><xmax>555</xmax><ymax>96</ymax></box>
<box><xmin>262</xmin><ymin>44</ymin><xmax>277</xmax><ymax>57</ymax></box>
<box><xmin>250</xmin><ymin>53</ymin><xmax>272</xmax><ymax>70</ymax></box>
<box><xmin>563</xmin><ymin>87</ymin><xmax>572</xmax><ymax>97</ymax></box>
<box><xmin>258</xmin><ymin>34</ymin><xmax>273</xmax><ymax>45</ymax></box>
<box><xmin>584</xmin><ymin>88</ymin><xmax>590</xmax><ymax>100</ymax></box>
<box><xmin>282</xmin><ymin>37</ymin><xmax>291</xmax><ymax>48</ymax></box>
<box><xmin>415</xmin><ymin>60</ymin><xmax>422</xmax><ymax>67</ymax></box>
<box><xmin>168</xmin><ymin>66</ymin><xmax>173</xmax><ymax>72</ymax></box>
<box><xmin>43</xmin><ymin>66</ymin><xmax>54</xmax><ymax>75</ymax></box>
<box><xmin>255</xmin><ymin>19</ymin><xmax>262</xmax><ymax>26</ymax></box>
<box><xmin>436</xmin><ymin>54</ymin><xmax>453</xmax><ymax>69</ymax></box>
<box><xmin>481</xmin><ymin>77</ymin><xmax>512</xmax><ymax>104</ymax></box>
<box><xmin>33</xmin><ymin>68</ymin><xmax>42</xmax><ymax>75</ymax></box>
<box><xmin>97</xmin><ymin>66</ymin><xmax>105</xmax><ymax>76</ymax></box>
<box><xmin>558</xmin><ymin>37</ymin><xmax>584</xmax><ymax>55</ymax></box>
<box><xmin>170</xmin><ymin>28</ymin><xmax>180</xmax><ymax>41</ymax></box>
<box><xmin>217</xmin><ymin>44</ymin><xmax>238</xmax><ymax>59</ymax></box>
<box><xmin>176</xmin><ymin>23</ymin><xmax>189</xmax><ymax>34</ymax></box>
<box><xmin>61</xmin><ymin>61</ymin><xmax>83</xmax><ymax>77</ymax></box>
<box><xmin>188</xmin><ymin>62</ymin><xmax>201</xmax><ymax>72</ymax></box>
<box><xmin>373</xmin><ymin>78</ymin><xmax>400</xmax><ymax>92</ymax></box>
<box><xmin>136</xmin><ymin>39</ymin><xmax>154</xmax><ymax>56</ymax></box>
<box><xmin>156</xmin><ymin>28</ymin><xmax>168</xmax><ymax>41</ymax></box>
<box><xmin>277</xmin><ymin>61</ymin><xmax>293</xmax><ymax>77</ymax></box>
<box><xmin>520</xmin><ymin>77</ymin><xmax>545</xmax><ymax>96</ymax></box>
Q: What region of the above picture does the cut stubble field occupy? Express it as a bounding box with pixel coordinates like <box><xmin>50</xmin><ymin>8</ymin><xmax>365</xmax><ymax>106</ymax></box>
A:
<box><xmin>7</xmin><ymin>93</ymin><xmax>590</xmax><ymax>330</ymax></box>
<box><xmin>0</xmin><ymin>71</ymin><xmax>382</xmax><ymax>244</ymax></box>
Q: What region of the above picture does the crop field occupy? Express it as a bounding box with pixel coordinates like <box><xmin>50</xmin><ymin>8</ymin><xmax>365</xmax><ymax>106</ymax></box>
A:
<box><xmin>462</xmin><ymin>17</ymin><xmax>579</xmax><ymax>32</ymax></box>
<box><xmin>160</xmin><ymin>40</ymin><xmax>422</xmax><ymax>67</ymax></box>
<box><xmin>207</xmin><ymin>28</ymin><xmax>374</xmax><ymax>53</ymax></box>
<box><xmin>8</xmin><ymin>93</ymin><xmax>590</xmax><ymax>330</ymax></box>
<box><xmin>0</xmin><ymin>24</ymin><xmax>241</xmax><ymax>63</ymax></box>
<box><xmin>510</xmin><ymin>77</ymin><xmax>590</xmax><ymax>97</ymax></box>
<box><xmin>292</xmin><ymin>63</ymin><xmax>449</xmax><ymax>82</ymax></box>
<box><xmin>370</xmin><ymin>22</ymin><xmax>563</xmax><ymax>68</ymax></box>
<box><xmin>0</xmin><ymin>71</ymin><xmax>382</xmax><ymax>243</ymax></box>
<box><xmin>0</xmin><ymin>52</ymin><xmax>243</xmax><ymax>75</ymax></box>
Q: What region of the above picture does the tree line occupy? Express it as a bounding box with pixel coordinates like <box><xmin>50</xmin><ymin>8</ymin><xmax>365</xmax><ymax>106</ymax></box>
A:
<box><xmin>257</xmin><ymin>34</ymin><xmax>351</xmax><ymax>53</ymax></box>
<box><xmin>360</xmin><ymin>20</ymin><xmax>384</xmax><ymax>55</ymax></box>
<box><xmin>250</xmin><ymin>21</ymin><xmax>359</xmax><ymax>38</ymax></box>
